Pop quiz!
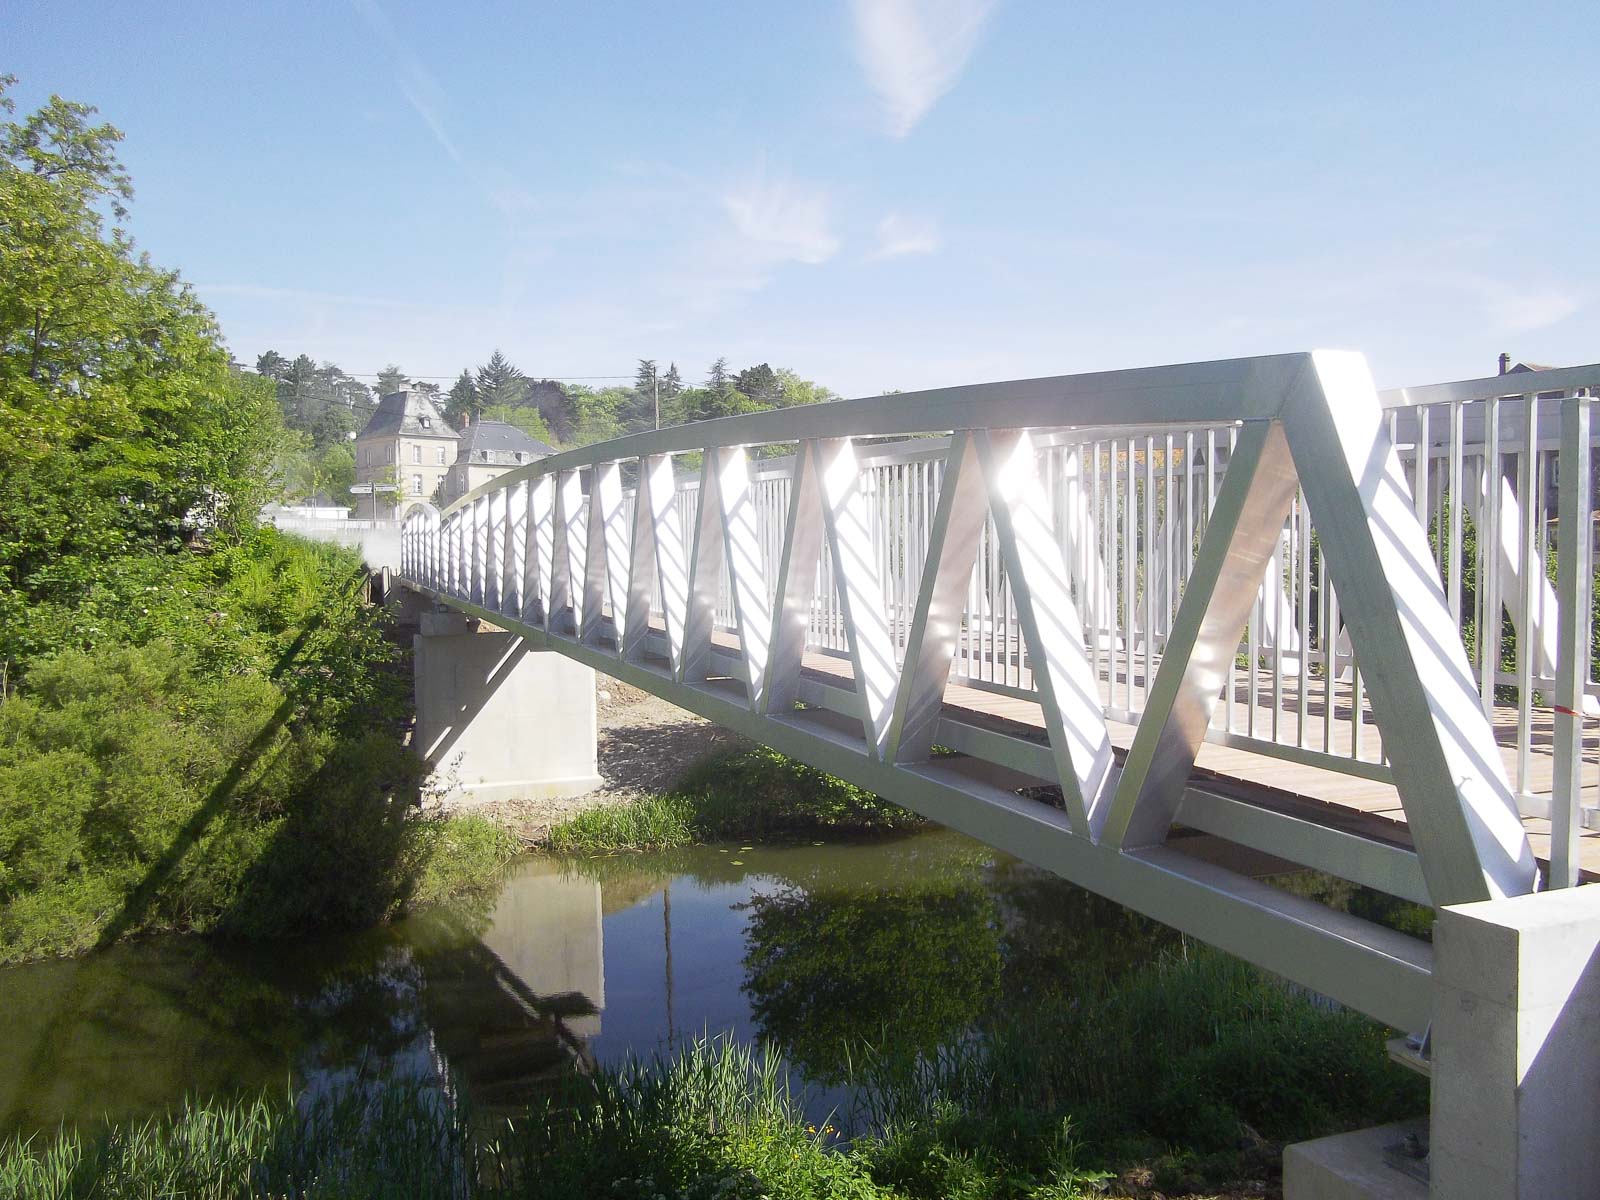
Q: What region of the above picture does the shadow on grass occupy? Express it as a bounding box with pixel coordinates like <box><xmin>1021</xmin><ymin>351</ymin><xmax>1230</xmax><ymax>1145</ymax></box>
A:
<box><xmin>91</xmin><ymin>572</ymin><xmax>360</xmax><ymax>951</ymax></box>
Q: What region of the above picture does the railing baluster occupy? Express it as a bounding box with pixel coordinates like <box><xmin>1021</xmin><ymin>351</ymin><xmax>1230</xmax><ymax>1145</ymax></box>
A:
<box><xmin>1552</xmin><ymin>395</ymin><xmax>1593</xmax><ymax>887</ymax></box>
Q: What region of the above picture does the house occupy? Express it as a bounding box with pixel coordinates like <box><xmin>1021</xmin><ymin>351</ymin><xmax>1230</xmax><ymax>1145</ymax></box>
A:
<box><xmin>354</xmin><ymin>389</ymin><xmax>460</xmax><ymax>518</ymax></box>
<box><xmin>440</xmin><ymin>419</ymin><xmax>557</xmax><ymax>506</ymax></box>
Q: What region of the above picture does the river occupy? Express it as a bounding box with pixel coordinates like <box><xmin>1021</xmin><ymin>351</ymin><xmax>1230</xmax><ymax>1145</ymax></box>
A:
<box><xmin>0</xmin><ymin>828</ymin><xmax>1185</xmax><ymax>1139</ymax></box>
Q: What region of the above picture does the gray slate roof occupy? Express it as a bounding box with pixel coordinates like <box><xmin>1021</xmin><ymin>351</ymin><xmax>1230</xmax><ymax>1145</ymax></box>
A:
<box><xmin>457</xmin><ymin>420</ymin><xmax>557</xmax><ymax>464</ymax></box>
<box><xmin>357</xmin><ymin>390</ymin><xmax>460</xmax><ymax>440</ymax></box>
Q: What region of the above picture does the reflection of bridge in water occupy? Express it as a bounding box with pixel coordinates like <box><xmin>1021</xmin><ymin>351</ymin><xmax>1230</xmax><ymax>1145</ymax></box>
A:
<box><xmin>421</xmin><ymin>860</ymin><xmax>606</xmax><ymax>1116</ymax></box>
<box><xmin>399</xmin><ymin>352</ymin><xmax>1600</xmax><ymax>1197</ymax></box>
<box><xmin>0</xmin><ymin>862</ymin><xmax>611</xmax><ymax>1136</ymax></box>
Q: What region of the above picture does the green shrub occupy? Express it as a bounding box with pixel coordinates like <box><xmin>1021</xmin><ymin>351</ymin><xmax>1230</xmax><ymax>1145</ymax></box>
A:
<box><xmin>856</xmin><ymin>946</ymin><xmax>1426</xmax><ymax>1176</ymax></box>
<box><xmin>0</xmin><ymin>533</ymin><xmax>516</xmax><ymax>963</ymax></box>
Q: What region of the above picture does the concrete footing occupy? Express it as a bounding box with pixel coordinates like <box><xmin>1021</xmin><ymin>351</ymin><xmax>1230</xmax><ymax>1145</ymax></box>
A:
<box><xmin>413</xmin><ymin>610</ymin><xmax>602</xmax><ymax>805</ymax></box>
<box><xmin>1284</xmin><ymin>1121</ymin><xmax>1428</xmax><ymax>1199</ymax></box>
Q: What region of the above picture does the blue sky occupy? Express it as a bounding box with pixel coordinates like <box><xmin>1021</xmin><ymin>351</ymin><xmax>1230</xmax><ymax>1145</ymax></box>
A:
<box><xmin>8</xmin><ymin>1</ymin><xmax>1597</xmax><ymax>396</ymax></box>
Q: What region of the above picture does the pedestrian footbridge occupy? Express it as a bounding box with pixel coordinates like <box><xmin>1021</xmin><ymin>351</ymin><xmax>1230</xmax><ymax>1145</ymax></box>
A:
<box><xmin>398</xmin><ymin>350</ymin><xmax>1600</xmax><ymax>1198</ymax></box>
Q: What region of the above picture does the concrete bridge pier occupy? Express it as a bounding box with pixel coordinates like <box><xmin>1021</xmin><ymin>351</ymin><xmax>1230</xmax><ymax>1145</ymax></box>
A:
<box><xmin>412</xmin><ymin>609</ymin><xmax>602</xmax><ymax>806</ymax></box>
<box><xmin>1287</xmin><ymin>885</ymin><xmax>1600</xmax><ymax>1199</ymax></box>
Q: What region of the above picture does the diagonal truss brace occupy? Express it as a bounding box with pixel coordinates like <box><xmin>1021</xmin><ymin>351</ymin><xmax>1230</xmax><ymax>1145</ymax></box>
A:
<box><xmin>977</xmin><ymin>430</ymin><xmax>1117</xmax><ymax>836</ymax></box>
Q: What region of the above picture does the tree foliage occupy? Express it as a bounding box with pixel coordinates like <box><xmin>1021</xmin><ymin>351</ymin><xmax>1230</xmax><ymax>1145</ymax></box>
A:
<box><xmin>0</xmin><ymin>76</ymin><xmax>281</xmax><ymax>666</ymax></box>
<box><xmin>474</xmin><ymin>350</ymin><xmax>528</xmax><ymax>411</ymax></box>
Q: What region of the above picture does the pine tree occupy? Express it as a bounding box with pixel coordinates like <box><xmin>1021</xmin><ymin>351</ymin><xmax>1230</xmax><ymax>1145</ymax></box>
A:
<box><xmin>633</xmin><ymin>359</ymin><xmax>657</xmax><ymax>394</ymax></box>
<box><xmin>475</xmin><ymin>350</ymin><xmax>528</xmax><ymax>409</ymax></box>
<box><xmin>284</xmin><ymin>354</ymin><xmax>320</xmax><ymax>428</ymax></box>
<box><xmin>375</xmin><ymin>364</ymin><xmax>408</xmax><ymax>395</ymax></box>
<box><xmin>707</xmin><ymin>357</ymin><xmax>731</xmax><ymax>396</ymax></box>
<box><xmin>662</xmin><ymin>363</ymin><xmax>683</xmax><ymax>401</ymax></box>
<box><xmin>446</xmin><ymin>369</ymin><xmax>476</xmax><ymax>427</ymax></box>
<box><xmin>255</xmin><ymin>350</ymin><xmax>289</xmax><ymax>381</ymax></box>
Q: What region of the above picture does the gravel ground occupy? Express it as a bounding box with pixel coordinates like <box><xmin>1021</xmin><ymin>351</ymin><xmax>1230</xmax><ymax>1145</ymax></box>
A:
<box><xmin>471</xmin><ymin>678</ymin><xmax>748</xmax><ymax>847</ymax></box>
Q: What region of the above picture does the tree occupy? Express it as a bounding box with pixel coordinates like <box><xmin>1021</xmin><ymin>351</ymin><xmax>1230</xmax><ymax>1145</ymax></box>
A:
<box><xmin>481</xmin><ymin>403</ymin><xmax>554</xmax><ymax>446</ymax></box>
<box><xmin>527</xmin><ymin>379</ymin><xmax>573</xmax><ymax>444</ymax></box>
<box><xmin>733</xmin><ymin>362</ymin><xmax>780</xmax><ymax>407</ymax></box>
<box><xmin>1</xmin><ymin>75</ymin><xmax>281</xmax><ymax>663</ymax></box>
<box><xmin>445</xmin><ymin>369</ymin><xmax>475</xmax><ymax>427</ymax></box>
<box><xmin>627</xmin><ymin>358</ymin><xmax>661</xmax><ymax>432</ymax></box>
<box><xmin>474</xmin><ymin>350</ymin><xmax>528</xmax><ymax>411</ymax></box>
<box><xmin>775</xmin><ymin>367</ymin><xmax>839</xmax><ymax>407</ymax></box>
<box><xmin>633</xmin><ymin>359</ymin><xmax>658</xmax><ymax>395</ymax></box>
<box><xmin>661</xmin><ymin>362</ymin><xmax>683</xmax><ymax>404</ymax></box>
<box><xmin>706</xmin><ymin>356</ymin><xmax>731</xmax><ymax>397</ymax></box>
<box><xmin>374</xmin><ymin>364</ymin><xmax>408</xmax><ymax>396</ymax></box>
<box><xmin>255</xmin><ymin>350</ymin><xmax>289</xmax><ymax>381</ymax></box>
<box><xmin>563</xmin><ymin>385</ymin><xmax>633</xmax><ymax>446</ymax></box>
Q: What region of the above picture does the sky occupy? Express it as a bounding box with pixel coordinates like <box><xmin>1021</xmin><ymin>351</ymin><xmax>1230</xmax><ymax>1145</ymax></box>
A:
<box><xmin>7</xmin><ymin>0</ymin><xmax>1598</xmax><ymax>397</ymax></box>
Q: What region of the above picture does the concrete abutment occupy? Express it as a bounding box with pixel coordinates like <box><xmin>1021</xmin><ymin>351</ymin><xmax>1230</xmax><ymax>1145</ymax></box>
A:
<box><xmin>412</xmin><ymin>609</ymin><xmax>602</xmax><ymax>806</ymax></box>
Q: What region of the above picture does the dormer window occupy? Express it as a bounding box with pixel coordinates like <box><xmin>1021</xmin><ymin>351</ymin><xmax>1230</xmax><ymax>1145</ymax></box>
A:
<box><xmin>419</xmin><ymin>416</ymin><xmax>431</xmax><ymax>429</ymax></box>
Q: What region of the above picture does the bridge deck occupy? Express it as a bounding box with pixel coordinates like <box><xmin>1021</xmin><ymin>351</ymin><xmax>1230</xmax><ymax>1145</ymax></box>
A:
<box><xmin>787</xmin><ymin>644</ymin><xmax>1600</xmax><ymax>879</ymax></box>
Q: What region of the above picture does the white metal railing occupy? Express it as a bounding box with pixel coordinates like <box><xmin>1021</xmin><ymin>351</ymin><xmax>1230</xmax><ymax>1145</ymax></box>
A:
<box><xmin>398</xmin><ymin>351</ymin><xmax>1599</xmax><ymax>1029</ymax></box>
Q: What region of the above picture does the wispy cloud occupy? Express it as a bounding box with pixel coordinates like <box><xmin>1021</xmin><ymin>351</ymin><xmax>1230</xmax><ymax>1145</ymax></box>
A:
<box><xmin>721</xmin><ymin>176</ymin><xmax>841</xmax><ymax>265</ymax></box>
<box><xmin>348</xmin><ymin>0</ymin><xmax>469</xmax><ymax>172</ymax></box>
<box><xmin>633</xmin><ymin>173</ymin><xmax>843</xmax><ymax>321</ymax></box>
<box><xmin>871</xmin><ymin>211</ymin><xmax>941</xmax><ymax>259</ymax></box>
<box><xmin>850</xmin><ymin>0</ymin><xmax>997</xmax><ymax>137</ymax></box>
<box><xmin>1477</xmin><ymin>284</ymin><xmax>1586</xmax><ymax>335</ymax></box>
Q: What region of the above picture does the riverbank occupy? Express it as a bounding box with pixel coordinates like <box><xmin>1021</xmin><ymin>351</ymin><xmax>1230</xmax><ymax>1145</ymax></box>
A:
<box><xmin>467</xmin><ymin>681</ymin><xmax>747</xmax><ymax>845</ymax></box>
<box><xmin>0</xmin><ymin>531</ymin><xmax>517</xmax><ymax>965</ymax></box>
<box><xmin>471</xmin><ymin>680</ymin><xmax>927</xmax><ymax>852</ymax></box>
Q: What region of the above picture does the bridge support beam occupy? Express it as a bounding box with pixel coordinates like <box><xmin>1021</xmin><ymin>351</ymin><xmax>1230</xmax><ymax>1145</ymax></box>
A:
<box><xmin>413</xmin><ymin>610</ymin><xmax>601</xmax><ymax>805</ymax></box>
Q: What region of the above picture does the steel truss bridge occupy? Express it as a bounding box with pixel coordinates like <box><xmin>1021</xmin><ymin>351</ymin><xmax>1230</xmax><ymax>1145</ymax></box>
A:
<box><xmin>399</xmin><ymin>351</ymin><xmax>1600</xmax><ymax>1034</ymax></box>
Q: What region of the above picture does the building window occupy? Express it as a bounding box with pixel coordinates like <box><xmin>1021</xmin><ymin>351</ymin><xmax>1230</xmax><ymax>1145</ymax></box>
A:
<box><xmin>412</xmin><ymin>474</ymin><xmax>423</xmax><ymax>496</ymax></box>
<box><xmin>437</xmin><ymin>446</ymin><xmax>446</xmax><ymax>465</ymax></box>
<box><xmin>411</xmin><ymin>444</ymin><xmax>420</xmax><ymax>464</ymax></box>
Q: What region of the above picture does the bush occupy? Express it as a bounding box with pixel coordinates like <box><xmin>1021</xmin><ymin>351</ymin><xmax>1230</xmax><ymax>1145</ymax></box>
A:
<box><xmin>854</xmin><ymin>946</ymin><xmax>1426</xmax><ymax>1180</ymax></box>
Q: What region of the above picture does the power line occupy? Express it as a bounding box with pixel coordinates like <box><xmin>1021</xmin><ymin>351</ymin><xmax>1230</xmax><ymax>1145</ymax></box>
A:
<box><xmin>343</xmin><ymin>372</ymin><xmax>636</xmax><ymax>381</ymax></box>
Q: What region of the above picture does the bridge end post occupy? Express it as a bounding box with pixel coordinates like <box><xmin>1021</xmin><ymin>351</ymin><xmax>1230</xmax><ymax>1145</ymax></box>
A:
<box><xmin>1427</xmin><ymin>886</ymin><xmax>1600</xmax><ymax>1199</ymax></box>
<box><xmin>1283</xmin><ymin>887</ymin><xmax>1600</xmax><ymax>1197</ymax></box>
<box><xmin>412</xmin><ymin>609</ymin><xmax>602</xmax><ymax>806</ymax></box>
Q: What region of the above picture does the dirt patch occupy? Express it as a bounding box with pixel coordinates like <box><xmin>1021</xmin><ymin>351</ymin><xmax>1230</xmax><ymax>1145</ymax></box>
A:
<box><xmin>473</xmin><ymin>678</ymin><xmax>748</xmax><ymax>847</ymax></box>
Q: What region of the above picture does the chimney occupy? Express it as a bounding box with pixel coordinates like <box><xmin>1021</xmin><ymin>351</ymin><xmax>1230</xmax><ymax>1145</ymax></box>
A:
<box><xmin>1499</xmin><ymin>352</ymin><xmax>1511</xmax><ymax>376</ymax></box>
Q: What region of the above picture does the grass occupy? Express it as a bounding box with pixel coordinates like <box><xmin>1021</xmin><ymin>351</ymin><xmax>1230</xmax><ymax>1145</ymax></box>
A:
<box><xmin>546</xmin><ymin>745</ymin><xmax>925</xmax><ymax>854</ymax></box>
<box><xmin>0</xmin><ymin>948</ymin><xmax>1425</xmax><ymax>1199</ymax></box>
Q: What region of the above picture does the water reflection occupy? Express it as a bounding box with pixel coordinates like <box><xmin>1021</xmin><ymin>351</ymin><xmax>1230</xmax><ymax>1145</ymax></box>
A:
<box><xmin>0</xmin><ymin>830</ymin><xmax>1179</xmax><ymax>1139</ymax></box>
<box><xmin>740</xmin><ymin>874</ymin><xmax>1001</xmax><ymax>1083</ymax></box>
